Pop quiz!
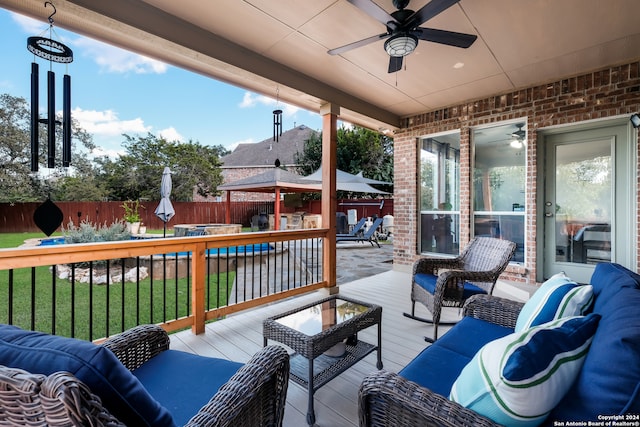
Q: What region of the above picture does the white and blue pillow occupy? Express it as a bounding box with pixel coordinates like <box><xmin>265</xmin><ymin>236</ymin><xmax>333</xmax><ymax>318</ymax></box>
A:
<box><xmin>515</xmin><ymin>272</ymin><xmax>593</xmax><ymax>332</ymax></box>
<box><xmin>449</xmin><ymin>313</ymin><xmax>601</xmax><ymax>427</ymax></box>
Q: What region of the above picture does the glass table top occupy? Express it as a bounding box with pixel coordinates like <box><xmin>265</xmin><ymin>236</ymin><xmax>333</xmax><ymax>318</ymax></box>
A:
<box><xmin>275</xmin><ymin>298</ymin><xmax>370</xmax><ymax>336</ymax></box>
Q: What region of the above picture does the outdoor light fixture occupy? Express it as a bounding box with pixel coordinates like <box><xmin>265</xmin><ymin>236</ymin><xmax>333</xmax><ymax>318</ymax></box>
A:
<box><xmin>631</xmin><ymin>113</ymin><xmax>640</xmax><ymax>129</ymax></box>
<box><xmin>384</xmin><ymin>33</ymin><xmax>418</xmax><ymax>57</ymax></box>
<box><xmin>510</xmin><ymin>139</ymin><xmax>523</xmax><ymax>149</ymax></box>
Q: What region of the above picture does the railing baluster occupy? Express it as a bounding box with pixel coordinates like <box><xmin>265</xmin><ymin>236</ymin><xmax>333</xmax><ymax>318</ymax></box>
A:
<box><xmin>30</xmin><ymin>267</ymin><xmax>36</xmax><ymax>331</ymax></box>
<box><xmin>51</xmin><ymin>265</ymin><xmax>56</xmax><ymax>335</ymax></box>
<box><xmin>0</xmin><ymin>230</ymin><xmax>328</xmax><ymax>340</ymax></box>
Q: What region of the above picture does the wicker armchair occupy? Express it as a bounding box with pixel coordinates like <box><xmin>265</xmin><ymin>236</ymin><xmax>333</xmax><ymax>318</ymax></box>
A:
<box><xmin>404</xmin><ymin>236</ymin><xmax>516</xmax><ymax>342</ymax></box>
<box><xmin>0</xmin><ymin>324</ymin><xmax>290</xmax><ymax>427</ymax></box>
<box><xmin>360</xmin><ymin>295</ymin><xmax>525</xmax><ymax>427</ymax></box>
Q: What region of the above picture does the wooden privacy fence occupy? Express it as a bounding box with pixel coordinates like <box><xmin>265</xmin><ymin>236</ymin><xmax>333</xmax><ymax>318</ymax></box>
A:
<box><xmin>0</xmin><ymin>201</ymin><xmax>274</xmax><ymax>233</ymax></box>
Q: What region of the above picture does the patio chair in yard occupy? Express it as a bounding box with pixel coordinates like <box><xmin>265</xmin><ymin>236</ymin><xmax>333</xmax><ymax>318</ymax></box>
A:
<box><xmin>337</xmin><ymin>217</ymin><xmax>367</xmax><ymax>238</ymax></box>
<box><xmin>0</xmin><ymin>324</ymin><xmax>289</xmax><ymax>427</ymax></box>
<box><xmin>403</xmin><ymin>236</ymin><xmax>516</xmax><ymax>342</ymax></box>
<box><xmin>337</xmin><ymin>217</ymin><xmax>384</xmax><ymax>248</ymax></box>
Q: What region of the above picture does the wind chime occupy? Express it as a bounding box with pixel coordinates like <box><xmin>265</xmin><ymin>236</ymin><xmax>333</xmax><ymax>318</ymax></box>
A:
<box><xmin>27</xmin><ymin>2</ymin><xmax>73</xmax><ymax>236</ymax></box>
<box><xmin>272</xmin><ymin>87</ymin><xmax>282</xmax><ymax>142</ymax></box>
<box><xmin>28</xmin><ymin>1</ymin><xmax>73</xmax><ymax>171</ymax></box>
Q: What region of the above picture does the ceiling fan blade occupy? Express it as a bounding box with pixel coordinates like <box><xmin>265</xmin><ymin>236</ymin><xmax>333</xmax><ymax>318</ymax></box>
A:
<box><xmin>416</xmin><ymin>27</ymin><xmax>477</xmax><ymax>48</ymax></box>
<box><xmin>328</xmin><ymin>32</ymin><xmax>390</xmax><ymax>55</ymax></box>
<box><xmin>406</xmin><ymin>0</ymin><xmax>461</xmax><ymax>29</ymax></box>
<box><xmin>388</xmin><ymin>56</ymin><xmax>403</xmax><ymax>73</ymax></box>
<box><xmin>347</xmin><ymin>0</ymin><xmax>398</xmax><ymax>28</ymax></box>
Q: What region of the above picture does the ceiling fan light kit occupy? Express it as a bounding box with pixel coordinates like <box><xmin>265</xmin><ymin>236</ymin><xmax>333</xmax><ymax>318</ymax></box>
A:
<box><xmin>329</xmin><ymin>0</ymin><xmax>477</xmax><ymax>73</ymax></box>
<box><xmin>384</xmin><ymin>33</ymin><xmax>418</xmax><ymax>56</ymax></box>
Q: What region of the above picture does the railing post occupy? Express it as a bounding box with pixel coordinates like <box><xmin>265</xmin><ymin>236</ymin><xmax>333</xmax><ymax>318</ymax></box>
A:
<box><xmin>191</xmin><ymin>242</ymin><xmax>206</xmax><ymax>334</ymax></box>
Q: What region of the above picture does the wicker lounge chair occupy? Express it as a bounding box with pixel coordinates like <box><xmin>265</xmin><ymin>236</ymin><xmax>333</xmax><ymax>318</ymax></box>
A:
<box><xmin>337</xmin><ymin>217</ymin><xmax>384</xmax><ymax>248</ymax></box>
<box><xmin>403</xmin><ymin>236</ymin><xmax>516</xmax><ymax>342</ymax></box>
<box><xmin>0</xmin><ymin>324</ymin><xmax>290</xmax><ymax>426</ymax></box>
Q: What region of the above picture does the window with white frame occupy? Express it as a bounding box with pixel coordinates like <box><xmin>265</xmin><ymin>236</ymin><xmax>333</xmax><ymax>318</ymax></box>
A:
<box><xmin>472</xmin><ymin>122</ymin><xmax>526</xmax><ymax>263</ymax></box>
<box><xmin>419</xmin><ymin>132</ymin><xmax>460</xmax><ymax>255</ymax></box>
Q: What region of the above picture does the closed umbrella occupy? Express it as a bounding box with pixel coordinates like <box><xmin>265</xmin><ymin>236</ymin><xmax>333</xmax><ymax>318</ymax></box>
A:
<box><xmin>154</xmin><ymin>167</ymin><xmax>175</xmax><ymax>237</ymax></box>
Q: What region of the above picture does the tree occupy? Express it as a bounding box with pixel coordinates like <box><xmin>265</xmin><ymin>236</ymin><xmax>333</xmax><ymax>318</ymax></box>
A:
<box><xmin>0</xmin><ymin>93</ymin><xmax>98</xmax><ymax>202</ymax></box>
<box><xmin>295</xmin><ymin>125</ymin><xmax>393</xmax><ymax>197</ymax></box>
<box><xmin>95</xmin><ymin>133</ymin><xmax>229</xmax><ymax>202</ymax></box>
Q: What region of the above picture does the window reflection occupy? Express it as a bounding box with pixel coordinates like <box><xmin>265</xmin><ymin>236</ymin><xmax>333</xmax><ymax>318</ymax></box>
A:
<box><xmin>472</xmin><ymin>123</ymin><xmax>526</xmax><ymax>263</ymax></box>
<box><xmin>419</xmin><ymin>133</ymin><xmax>460</xmax><ymax>255</ymax></box>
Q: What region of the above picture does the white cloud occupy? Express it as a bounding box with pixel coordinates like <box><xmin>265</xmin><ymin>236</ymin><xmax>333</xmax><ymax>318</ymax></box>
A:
<box><xmin>226</xmin><ymin>138</ymin><xmax>254</xmax><ymax>152</ymax></box>
<box><xmin>158</xmin><ymin>127</ymin><xmax>184</xmax><ymax>142</ymax></box>
<box><xmin>90</xmin><ymin>145</ymin><xmax>125</xmax><ymax>159</ymax></box>
<box><xmin>73</xmin><ymin>38</ymin><xmax>167</xmax><ymax>74</ymax></box>
<box><xmin>12</xmin><ymin>13</ymin><xmax>47</xmax><ymax>35</ymax></box>
<box><xmin>239</xmin><ymin>92</ymin><xmax>300</xmax><ymax>116</ymax></box>
<box><xmin>72</xmin><ymin>107</ymin><xmax>150</xmax><ymax>136</ymax></box>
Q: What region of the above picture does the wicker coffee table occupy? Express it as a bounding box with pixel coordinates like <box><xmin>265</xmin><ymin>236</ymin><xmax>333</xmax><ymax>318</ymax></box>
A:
<box><xmin>263</xmin><ymin>295</ymin><xmax>382</xmax><ymax>425</ymax></box>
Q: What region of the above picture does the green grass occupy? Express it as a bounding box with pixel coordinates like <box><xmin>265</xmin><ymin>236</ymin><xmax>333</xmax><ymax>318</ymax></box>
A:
<box><xmin>0</xmin><ymin>232</ymin><xmax>234</xmax><ymax>340</ymax></box>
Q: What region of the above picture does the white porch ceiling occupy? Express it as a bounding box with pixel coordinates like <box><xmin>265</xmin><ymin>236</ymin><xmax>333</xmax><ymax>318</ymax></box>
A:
<box><xmin>2</xmin><ymin>0</ymin><xmax>639</xmax><ymax>134</ymax></box>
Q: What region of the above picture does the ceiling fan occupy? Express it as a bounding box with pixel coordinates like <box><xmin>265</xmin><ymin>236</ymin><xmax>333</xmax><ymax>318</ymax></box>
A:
<box><xmin>508</xmin><ymin>123</ymin><xmax>526</xmax><ymax>148</ymax></box>
<box><xmin>328</xmin><ymin>0</ymin><xmax>477</xmax><ymax>73</ymax></box>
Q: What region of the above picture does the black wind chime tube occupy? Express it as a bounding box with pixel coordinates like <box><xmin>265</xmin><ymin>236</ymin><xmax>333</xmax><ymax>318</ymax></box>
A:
<box><xmin>63</xmin><ymin>73</ymin><xmax>71</xmax><ymax>167</ymax></box>
<box><xmin>47</xmin><ymin>70</ymin><xmax>55</xmax><ymax>168</ymax></box>
<box><xmin>30</xmin><ymin>62</ymin><xmax>39</xmax><ymax>172</ymax></box>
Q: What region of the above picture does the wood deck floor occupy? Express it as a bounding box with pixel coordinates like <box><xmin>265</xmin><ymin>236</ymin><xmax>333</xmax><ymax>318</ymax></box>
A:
<box><xmin>169</xmin><ymin>270</ymin><xmax>521</xmax><ymax>427</ymax></box>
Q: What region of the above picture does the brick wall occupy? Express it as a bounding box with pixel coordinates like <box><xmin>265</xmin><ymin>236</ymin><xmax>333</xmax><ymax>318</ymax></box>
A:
<box><xmin>393</xmin><ymin>61</ymin><xmax>640</xmax><ymax>285</ymax></box>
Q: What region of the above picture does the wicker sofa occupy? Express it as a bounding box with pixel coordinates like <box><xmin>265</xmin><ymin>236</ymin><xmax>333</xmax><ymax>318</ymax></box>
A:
<box><xmin>0</xmin><ymin>324</ymin><xmax>289</xmax><ymax>426</ymax></box>
<box><xmin>359</xmin><ymin>262</ymin><xmax>640</xmax><ymax>426</ymax></box>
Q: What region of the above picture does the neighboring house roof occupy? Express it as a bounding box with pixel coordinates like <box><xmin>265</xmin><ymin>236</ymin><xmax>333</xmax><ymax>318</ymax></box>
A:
<box><xmin>221</xmin><ymin>124</ymin><xmax>317</xmax><ymax>168</ymax></box>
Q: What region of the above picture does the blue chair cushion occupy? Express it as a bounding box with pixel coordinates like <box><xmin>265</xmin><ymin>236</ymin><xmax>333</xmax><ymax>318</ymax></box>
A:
<box><xmin>450</xmin><ymin>314</ymin><xmax>601</xmax><ymax>427</ymax></box>
<box><xmin>0</xmin><ymin>324</ymin><xmax>175</xmax><ymax>427</ymax></box>
<box><xmin>549</xmin><ymin>265</ymin><xmax>640</xmax><ymax>421</ymax></box>
<box><xmin>133</xmin><ymin>349</ymin><xmax>243</xmax><ymax>426</ymax></box>
<box><xmin>414</xmin><ymin>273</ymin><xmax>487</xmax><ymax>300</ymax></box>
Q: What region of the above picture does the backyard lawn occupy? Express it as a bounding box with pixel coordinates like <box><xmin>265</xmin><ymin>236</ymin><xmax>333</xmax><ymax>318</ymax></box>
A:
<box><xmin>0</xmin><ymin>232</ymin><xmax>233</xmax><ymax>340</ymax></box>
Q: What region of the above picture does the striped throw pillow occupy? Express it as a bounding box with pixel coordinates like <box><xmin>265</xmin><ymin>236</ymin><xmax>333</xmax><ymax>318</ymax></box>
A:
<box><xmin>515</xmin><ymin>273</ymin><xmax>593</xmax><ymax>332</ymax></box>
<box><xmin>449</xmin><ymin>314</ymin><xmax>601</xmax><ymax>427</ymax></box>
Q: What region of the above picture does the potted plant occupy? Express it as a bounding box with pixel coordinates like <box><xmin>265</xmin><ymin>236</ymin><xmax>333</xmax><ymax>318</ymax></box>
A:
<box><xmin>122</xmin><ymin>200</ymin><xmax>143</xmax><ymax>234</ymax></box>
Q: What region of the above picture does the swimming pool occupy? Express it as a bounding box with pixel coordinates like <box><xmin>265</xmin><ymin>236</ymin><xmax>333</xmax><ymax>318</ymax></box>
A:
<box><xmin>38</xmin><ymin>237</ymin><xmax>273</xmax><ymax>256</ymax></box>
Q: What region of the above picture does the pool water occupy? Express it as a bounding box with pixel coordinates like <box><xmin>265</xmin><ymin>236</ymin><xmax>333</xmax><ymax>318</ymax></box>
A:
<box><xmin>38</xmin><ymin>237</ymin><xmax>272</xmax><ymax>256</ymax></box>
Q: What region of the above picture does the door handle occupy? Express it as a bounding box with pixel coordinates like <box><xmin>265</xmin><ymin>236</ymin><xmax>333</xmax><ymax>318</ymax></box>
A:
<box><xmin>545</xmin><ymin>212</ymin><xmax>554</xmax><ymax>217</ymax></box>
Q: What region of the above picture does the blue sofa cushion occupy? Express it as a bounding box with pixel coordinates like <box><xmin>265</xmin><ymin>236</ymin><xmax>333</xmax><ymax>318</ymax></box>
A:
<box><xmin>549</xmin><ymin>264</ymin><xmax>640</xmax><ymax>421</ymax></box>
<box><xmin>414</xmin><ymin>273</ymin><xmax>487</xmax><ymax>300</ymax></box>
<box><xmin>0</xmin><ymin>324</ymin><xmax>175</xmax><ymax>427</ymax></box>
<box><xmin>399</xmin><ymin>317</ymin><xmax>512</xmax><ymax>397</ymax></box>
<box><xmin>133</xmin><ymin>349</ymin><xmax>243</xmax><ymax>426</ymax></box>
<box><xmin>515</xmin><ymin>273</ymin><xmax>593</xmax><ymax>332</ymax></box>
<box><xmin>435</xmin><ymin>316</ymin><xmax>513</xmax><ymax>359</ymax></box>
<box><xmin>399</xmin><ymin>344</ymin><xmax>472</xmax><ymax>397</ymax></box>
<box><xmin>450</xmin><ymin>314</ymin><xmax>600</xmax><ymax>427</ymax></box>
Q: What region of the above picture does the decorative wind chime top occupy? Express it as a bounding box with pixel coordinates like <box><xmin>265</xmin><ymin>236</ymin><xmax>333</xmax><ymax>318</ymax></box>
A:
<box><xmin>28</xmin><ymin>1</ymin><xmax>74</xmax><ymax>236</ymax></box>
<box><xmin>27</xmin><ymin>2</ymin><xmax>73</xmax><ymax>64</ymax></box>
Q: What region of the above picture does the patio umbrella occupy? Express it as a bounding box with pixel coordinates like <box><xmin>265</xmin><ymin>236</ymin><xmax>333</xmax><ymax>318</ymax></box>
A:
<box><xmin>154</xmin><ymin>167</ymin><xmax>175</xmax><ymax>237</ymax></box>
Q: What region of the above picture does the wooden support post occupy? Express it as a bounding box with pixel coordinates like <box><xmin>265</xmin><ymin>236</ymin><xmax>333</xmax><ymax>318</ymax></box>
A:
<box><xmin>321</xmin><ymin>103</ymin><xmax>339</xmax><ymax>293</ymax></box>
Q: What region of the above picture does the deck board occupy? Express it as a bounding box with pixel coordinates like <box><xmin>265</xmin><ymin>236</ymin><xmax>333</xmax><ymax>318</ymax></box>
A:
<box><xmin>168</xmin><ymin>269</ymin><xmax>488</xmax><ymax>426</ymax></box>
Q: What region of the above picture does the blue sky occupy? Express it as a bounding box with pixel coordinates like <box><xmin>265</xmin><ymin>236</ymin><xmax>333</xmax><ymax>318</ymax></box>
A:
<box><xmin>0</xmin><ymin>9</ymin><xmax>323</xmax><ymax>158</ymax></box>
